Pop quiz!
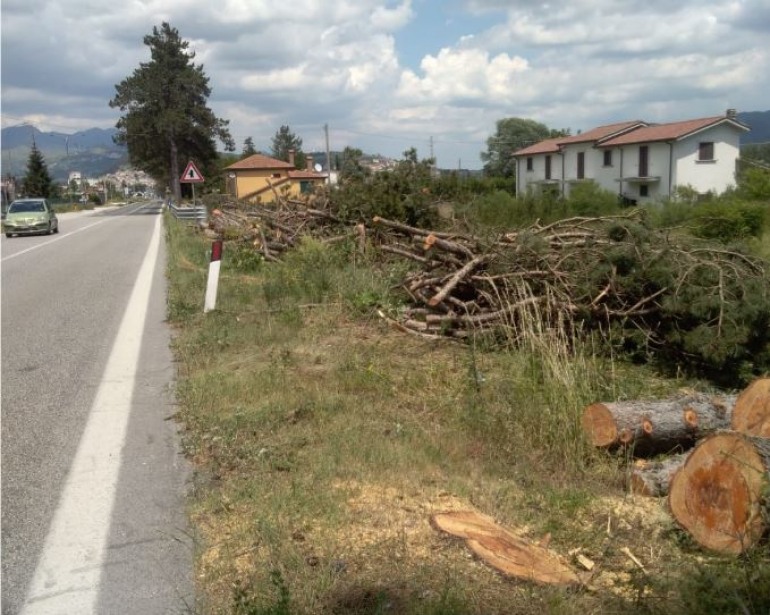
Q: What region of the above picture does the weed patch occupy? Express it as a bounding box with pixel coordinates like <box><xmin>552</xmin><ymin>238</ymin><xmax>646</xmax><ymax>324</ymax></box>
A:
<box><xmin>167</xmin><ymin>217</ymin><xmax>769</xmax><ymax>614</ymax></box>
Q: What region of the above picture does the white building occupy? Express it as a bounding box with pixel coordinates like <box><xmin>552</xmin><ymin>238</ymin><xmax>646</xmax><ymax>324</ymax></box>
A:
<box><xmin>514</xmin><ymin>111</ymin><xmax>750</xmax><ymax>203</ymax></box>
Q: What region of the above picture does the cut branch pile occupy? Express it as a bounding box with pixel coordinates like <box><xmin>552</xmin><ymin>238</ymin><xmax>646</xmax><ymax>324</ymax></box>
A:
<box><xmin>369</xmin><ymin>213</ymin><xmax>769</xmax><ymax>372</ymax></box>
<box><xmin>205</xmin><ymin>196</ymin><xmax>350</xmax><ymax>262</ymax></box>
<box><xmin>201</xmin><ymin>199</ymin><xmax>768</xmax><ymax>376</ymax></box>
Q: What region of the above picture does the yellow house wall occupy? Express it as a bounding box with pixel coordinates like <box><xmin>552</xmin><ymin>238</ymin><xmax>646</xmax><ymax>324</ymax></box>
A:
<box><xmin>233</xmin><ymin>170</ymin><xmax>325</xmax><ymax>203</ymax></box>
<box><xmin>233</xmin><ymin>169</ymin><xmax>288</xmax><ymax>200</ymax></box>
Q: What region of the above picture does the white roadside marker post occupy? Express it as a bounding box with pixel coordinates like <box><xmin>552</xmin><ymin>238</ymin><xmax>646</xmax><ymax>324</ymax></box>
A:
<box><xmin>204</xmin><ymin>240</ymin><xmax>223</xmax><ymax>313</ymax></box>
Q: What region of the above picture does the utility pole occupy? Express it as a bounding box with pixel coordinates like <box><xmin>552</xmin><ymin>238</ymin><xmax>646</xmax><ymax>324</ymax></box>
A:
<box><xmin>324</xmin><ymin>123</ymin><xmax>331</xmax><ymax>182</ymax></box>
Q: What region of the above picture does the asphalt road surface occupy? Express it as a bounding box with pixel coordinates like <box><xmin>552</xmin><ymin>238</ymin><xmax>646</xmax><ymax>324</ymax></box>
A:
<box><xmin>2</xmin><ymin>203</ymin><xmax>194</xmax><ymax>614</ymax></box>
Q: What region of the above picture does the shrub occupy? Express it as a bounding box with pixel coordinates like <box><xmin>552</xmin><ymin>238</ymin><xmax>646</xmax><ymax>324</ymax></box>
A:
<box><xmin>691</xmin><ymin>200</ymin><xmax>767</xmax><ymax>242</ymax></box>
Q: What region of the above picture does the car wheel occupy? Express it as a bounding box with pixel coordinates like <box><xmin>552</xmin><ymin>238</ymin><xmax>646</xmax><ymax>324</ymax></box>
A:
<box><xmin>54</xmin><ymin>225</ymin><xmax>59</xmax><ymax>234</ymax></box>
<box><xmin>5</xmin><ymin>233</ymin><xmax>12</xmax><ymax>238</ymax></box>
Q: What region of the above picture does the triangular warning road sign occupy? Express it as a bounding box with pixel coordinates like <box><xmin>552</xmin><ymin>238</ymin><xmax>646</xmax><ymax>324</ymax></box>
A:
<box><xmin>180</xmin><ymin>160</ymin><xmax>205</xmax><ymax>183</ymax></box>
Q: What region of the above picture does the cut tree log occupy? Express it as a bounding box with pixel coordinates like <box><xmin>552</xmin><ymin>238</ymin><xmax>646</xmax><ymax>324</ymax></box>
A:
<box><xmin>582</xmin><ymin>393</ymin><xmax>737</xmax><ymax>456</ymax></box>
<box><xmin>668</xmin><ymin>431</ymin><xmax>770</xmax><ymax>555</ymax></box>
<box><xmin>430</xmin><ymin>510</ymin><xmax>579</xmax><ymax>585</ymax></box>
<box><xmin>629</xmin><ymin>452</ymin><xmax>690</xmax><ymax>497</ymax></box>
<box><xmin>731</xmin><ymin>377</ymin><xmax>770</xmax><ymax>438</ymax></box>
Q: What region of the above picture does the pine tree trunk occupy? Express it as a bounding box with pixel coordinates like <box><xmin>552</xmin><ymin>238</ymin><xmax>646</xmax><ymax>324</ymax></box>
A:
<box><xmin>629</xmin><ymin>452</ymin><xmax>689</xmax><ymax>497</ymax></box>
<box><xmin>170</xmin><ymin>137</ymin><xmax>181</xmax><ymax>202</ymax></box>
<box><xmin>582</xmin><ymin>394</ymin><xmax>736</xmax><ymax>456</ymax></box>
<box><xmin>668</xmin><ymin>431</ymin><xmax>770</xmax><ymax>555</ymax></box>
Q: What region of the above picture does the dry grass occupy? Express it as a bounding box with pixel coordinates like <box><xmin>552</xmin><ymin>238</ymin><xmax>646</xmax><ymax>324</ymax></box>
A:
<box><xmin>166</xmin><ymin>219</ymin><xmax>770</xmax><ymax>615</ymax></box>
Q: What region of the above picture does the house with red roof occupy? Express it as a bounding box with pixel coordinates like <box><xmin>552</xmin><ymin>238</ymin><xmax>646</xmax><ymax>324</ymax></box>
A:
<box><xmin>224</xmin><ymin>150</ymin><xmax>327</xmax><ymax>203</ymax></box>
<box><xmin>513</xmin><ymin>110</ymin><xmax>749</xmax><ymax>203</ymax></box>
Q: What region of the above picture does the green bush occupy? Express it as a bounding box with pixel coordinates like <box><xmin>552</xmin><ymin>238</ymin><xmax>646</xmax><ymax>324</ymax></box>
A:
<box><xmin>565</xmin><ymin>181</ymin><xmax>620</xmax><ymax>216</ymax></box>
<box><xmin>692</xmin><ymin>200</ymin><xmax>767</xmax><ymax>241</ymax></box>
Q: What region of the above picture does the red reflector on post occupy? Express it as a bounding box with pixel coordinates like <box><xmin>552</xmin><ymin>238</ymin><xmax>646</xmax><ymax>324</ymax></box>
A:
<box><xmin>211</xmin><ymin>240</ymin><xmax>223</xmax><ymax>262</ymax></box>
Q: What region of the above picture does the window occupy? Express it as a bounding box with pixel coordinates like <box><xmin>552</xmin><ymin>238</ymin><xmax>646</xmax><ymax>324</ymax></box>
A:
<box><xmin>545</xmin><ymin>155</ymin><xmax>552</xmax><ymax>180</ymax></box>
<box><xmin>639</xmin><ymin>185</ymin><xmax>649</xmax><ymax>197</ymax></box>
<box><xmin>271</xmin><ymin>172</ymin><xmax>282</xmax><ymax>179</ymax></box>
<box><xmin>698</xmin><ymin>142</ymin><xmax>714</xmax><ymax>161</ymax></box>
<box><xmin>577</xmin><ymin>152</ymin><xmax>585</xmax><ymax>179</ymax></box>
<box><xmin>639</xmin><ymin>146</ymin><xmax>649</xmax><ymax>177</ymax></box>
<box><xmin>603</xmin><ymin>150</ymin><xmax>612</xmax><ymax>167</ymax></box>
<box><xmin>526</xmin><ymin>157</ymin><xmax>533</xmax><ymax>171</ymax></box>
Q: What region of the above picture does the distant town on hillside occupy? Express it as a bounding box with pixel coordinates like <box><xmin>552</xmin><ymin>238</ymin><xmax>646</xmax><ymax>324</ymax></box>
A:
<box><xmin>2</xmin><ymin>110</ymin><xmax>768</xmax><ymax>184</ymax></box>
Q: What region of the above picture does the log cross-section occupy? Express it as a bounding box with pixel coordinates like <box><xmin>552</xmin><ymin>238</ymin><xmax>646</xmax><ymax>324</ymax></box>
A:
<box><xmin>731</xmin><ymin>377</ymin><xmax>770</xmax><ymax>437</ymax></box>
<box><xmin>668</xmin><ymin>431</ymin><xmax>770</xmax><ymax>555</ymax></box>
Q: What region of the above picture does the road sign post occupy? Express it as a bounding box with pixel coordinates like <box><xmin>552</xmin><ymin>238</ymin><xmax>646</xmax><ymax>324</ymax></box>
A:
<box><xmin>180</xmin><ymin>160</ymin><xmax>205</xmax><ymax>206</ymax></box>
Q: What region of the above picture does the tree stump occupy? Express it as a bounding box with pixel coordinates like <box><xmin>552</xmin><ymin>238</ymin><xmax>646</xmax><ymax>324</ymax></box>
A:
<box><xmin>582</xmin><ymin>394</ymin><xmax>736</xmax><ymax>456</ymax></box>
<box><xmin>732</xmin><ymin>377</ymin><xmax>770</xmax><ymax>438</ymax></box>
<box><xmin>668</xmin><ymin>431</ymin><xmax>770</xmax><ymax>554</ymax></box>
<box><xmin>430</xmin><ymin>510</ymin><xmax>579</xmax><ymax>585</ymax></box>
<box><xmin>629</xmin><ymin>452</ymin><xmax>690</xmax><ymax>497</ymax></box>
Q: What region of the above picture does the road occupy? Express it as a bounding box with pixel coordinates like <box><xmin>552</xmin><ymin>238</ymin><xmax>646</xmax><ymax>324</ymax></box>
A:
<box><xmin>1</xmin><ymin>203</ymin><xmax>194</xmax><ymax>614</ymax></box>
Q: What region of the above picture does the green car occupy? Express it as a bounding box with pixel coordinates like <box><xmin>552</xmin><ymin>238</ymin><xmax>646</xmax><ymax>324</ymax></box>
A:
<box><xmin>4</xmin><ymin>198</ymin><xmax>59</xmax><ymax>237</ymax></box>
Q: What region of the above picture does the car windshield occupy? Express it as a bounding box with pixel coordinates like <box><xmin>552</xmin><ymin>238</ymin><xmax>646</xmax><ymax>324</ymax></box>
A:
<box><xmin>9</xmin><ymin>201</ymin><xmax>46</xmax><ymax>213</ymax></box>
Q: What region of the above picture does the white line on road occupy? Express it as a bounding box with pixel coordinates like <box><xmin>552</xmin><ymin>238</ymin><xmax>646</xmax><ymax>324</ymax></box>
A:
<box><xmin>2</xmin><ymin>204</ymin><xmax>156</xmax><ymax>263</ymax></box>
<box><xmin>20</xmin><ymin>215</ymin><xmax>162</xmax><ymax>615</ymax></box>
<box><xmin>1</xmin><ymin>219</ymin><xmax>111</xmax><ymax>263</ymax></box>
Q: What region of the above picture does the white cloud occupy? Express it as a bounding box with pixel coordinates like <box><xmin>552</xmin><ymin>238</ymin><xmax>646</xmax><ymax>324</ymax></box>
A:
<box><xmin>1</xmin><ymin>0</ymin><xmax>768</xmax><ymax>168</ymax></box>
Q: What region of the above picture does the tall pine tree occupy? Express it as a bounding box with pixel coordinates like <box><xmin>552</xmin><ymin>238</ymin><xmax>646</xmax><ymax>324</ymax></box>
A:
<box><xmin>271</xmin><ymin>125</ymin><xmax>305</xmax><ymax>169</ymax></box>
<box><xmin>110</xmin><ymin>22</ymin><xmax>234</xmax><ymax>201</ymax></box>
<box><xmin>241</xmin><ymin>137</ymin><xmax>257</xmax><ymax>158</ymax></box>
<box><xmin>22</xmin><ymin>141</ymin><xmax>57</xmax><ymax>198</ymax></box>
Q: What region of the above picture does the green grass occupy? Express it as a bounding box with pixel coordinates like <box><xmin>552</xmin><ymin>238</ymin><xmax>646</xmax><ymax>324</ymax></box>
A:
<box><xmin>165</xmin><ymin>214</ymin><xmax>770</xmax><ymax>615</ymax></box>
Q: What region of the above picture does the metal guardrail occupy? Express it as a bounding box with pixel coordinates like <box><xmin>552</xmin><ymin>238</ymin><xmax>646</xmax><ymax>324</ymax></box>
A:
<box><xmin>168</xmin><ymin>203</ymin><xmax>207</xmax><ymax>223</ymax></box>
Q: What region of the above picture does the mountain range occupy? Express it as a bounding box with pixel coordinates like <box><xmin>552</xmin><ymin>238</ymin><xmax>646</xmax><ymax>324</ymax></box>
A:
<box><xmin>2</xmin><ymin>110</ymin><xmax>768</xmax><ymax>182</ymax></box>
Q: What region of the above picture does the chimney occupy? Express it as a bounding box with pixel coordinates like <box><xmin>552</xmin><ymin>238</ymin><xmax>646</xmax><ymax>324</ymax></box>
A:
<box><xmin>726</xmin><ymin>108</ymin><xmax>737</xmax><ymax>119</ymax></box>
<box><xmin>288</xmin><ymin>149</ymin><xmax>295</xmax><ymax>167</ymax></box>
<box><xmin>306</xmin><ymin>154</ymin><xmax>314</xmax><ymax>172</ymax></box>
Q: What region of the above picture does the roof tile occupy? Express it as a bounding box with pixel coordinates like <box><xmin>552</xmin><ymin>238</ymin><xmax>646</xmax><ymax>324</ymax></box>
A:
<box><xmin>599</xmin><ymin>116</ymin><xmax>748</xmax><ymax>147</ymax></box>
<box><xmin>513</xmin><ymin>137</ymin><xmax>562</xmax><ymax>156</ymax></box>
<box><xmin>226</xmin><ymin>154</ymin><xmax>295</xmax><ymax>170</ymax></box>
<box><xmin>557</xmin><ymin>120</ymin><xmax>647</xmax><ymax>145</ymax></box>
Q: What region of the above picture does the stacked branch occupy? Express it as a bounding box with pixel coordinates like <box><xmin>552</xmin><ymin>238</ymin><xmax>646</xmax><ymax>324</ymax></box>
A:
<box><xmin>205</xmin><ymin>196</ymin><xmax>350</xmax><ymax>261</ymax></box>
<box><xmin>198</xmin><ymin>200</ymin><xmax>768</xmax><ymax>378</ymax></box>
<box><xmin>372</xmin><ymin>212</ymin><xmax>768</xmax><ymax>364</ymax></box>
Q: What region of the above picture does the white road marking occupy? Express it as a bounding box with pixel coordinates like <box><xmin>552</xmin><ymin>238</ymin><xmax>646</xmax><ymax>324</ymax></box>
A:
<box><xmin>20</xmin><ymin>215</ymin><xmax>162</xmax><ymax>615</ymax></box>
<box><xmin>1</xmin><ymin>220</ymin><xmax>111</xmax><ymax>262</ymax></box>
<box><xmin>2</xmin><ymin>204</ymin><xmax>156</xmax><ymax>263</ymax></box>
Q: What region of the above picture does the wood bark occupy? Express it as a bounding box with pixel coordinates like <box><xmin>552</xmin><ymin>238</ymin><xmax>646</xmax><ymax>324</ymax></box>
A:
<box><xmin>668</xmin><ymin>431</ymin><xmax>770</xmax><ymax>555</ymax></box>
<box><xmin>731</xmin><ymin>377</ymin><xmax>770</xmax><ymax>438</ymax></box>
<box><xmin>582</xmin><ymin>393</ymin><xmax>737</xmax><ymax>456</ymax></box>
<box><xmin>629</xmin><ymin>452</ymin><xmax>690</xmax><ymax>497</ymax></box>
<box><xmin>430</xmin><ymin>510</ymin><xmax>579</xmax><ymax>585</ymax></box>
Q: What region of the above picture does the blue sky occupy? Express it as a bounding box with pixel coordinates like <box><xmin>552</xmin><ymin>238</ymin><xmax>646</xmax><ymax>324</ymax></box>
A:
<box><xmin>1</xmin><ymin>0</ymin><xmax>769</xmax><ymax>170</ymax></box>
<box><xmin>395</xmin><ymin>1</ymin><xmax>505</xmax><ymax>70</ymax></box>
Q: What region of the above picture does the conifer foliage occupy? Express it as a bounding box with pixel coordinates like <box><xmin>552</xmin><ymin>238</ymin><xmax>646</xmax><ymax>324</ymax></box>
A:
<box><xmin>21</xmin><ymin>141</ymin><xmax>57</xmax><ymax>198</ymax></box>
<box><xmin>110</xmin><ymin>22</ymin><xmax>234</xmax><ymax>201</ymax></box>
